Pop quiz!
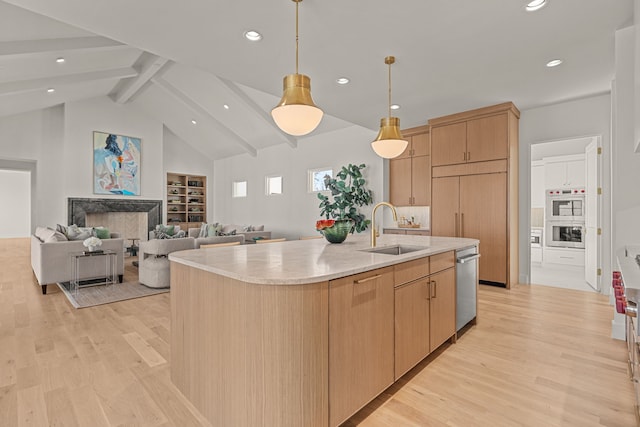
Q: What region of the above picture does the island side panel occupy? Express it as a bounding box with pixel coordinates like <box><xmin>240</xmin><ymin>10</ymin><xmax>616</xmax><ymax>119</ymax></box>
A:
<box><xmin>170</xmin><ymin>262</ymin><xmax>329</xmax><ymax>427</ymax></box>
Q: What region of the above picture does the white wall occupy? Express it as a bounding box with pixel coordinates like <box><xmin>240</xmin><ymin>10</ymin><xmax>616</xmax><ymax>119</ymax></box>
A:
<box><xmin>64</xmin><ymin>96</ymin><xmax>163</xmax><ymax>202</ymax></box>
<box><xmin>0</xmin><ymin>169</ymin><xmax>30</xmax><ymax>237</ymax></box>
<box><xmin>0</xmin><ymin>105</ymin><xmax>65</xmax><ymax>228</ymax></box>
<box><xmin>519</xmin><ymin>94</ymin><xmax>612</xmax><ymax>286</ymax></box>
<box><xmin>213</xmin><ymin>125</ymin><xmax>382</xmax><ymax>240</ymax></box>
<box><xmin>163</xmin><ymin>126</ymin><xmax>215</xmax><ymax>223</ymax></box>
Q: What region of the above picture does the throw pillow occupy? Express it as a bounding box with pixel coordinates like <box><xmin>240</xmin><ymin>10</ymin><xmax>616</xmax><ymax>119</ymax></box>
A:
<box><xmin>243</xmin><ymin>225</ymin><xmax>255</xmax><ymax>232</ymax></box>
<box><xmin>198</xmin><ymin>222</ymin><xmax>221</xmax><ymax>237</ymax></box>
<box><xmin>218</xmin><ymin>229</ymin><xmax>237</xmax><ymax>236</ymax></box>
<box><xmin>93</xmin><ymin>227</ymin><xmax>110</xmax><ymax>239</ymax></box>
<box><xmin>155</xmin><ymin>224</ymin><xmax>176</xmax><ymax>236</ymax></box>
<box><xmin>63</xmin><ymin>224</ymin><xmax>93</xmax><ymax>241</ymax></box>
<box><xmin>255</xmin><ymin>225</ymin><xmax>265</xmax><ymax>231</ymax></box>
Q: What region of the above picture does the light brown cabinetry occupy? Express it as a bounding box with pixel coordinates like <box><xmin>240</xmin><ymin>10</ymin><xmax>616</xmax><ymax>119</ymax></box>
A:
<box><xmin>430</xmin><ymin>102</ymin><xmax>519</xmax><ymax>288</ymax></box>
<box><xmin>166</xmin><ymin>172</ymin><xmax>207</xmax><ymax>229</ymax></box>
<box><xmin>383</xmin><ymin>228</ymin><xmax>431</xmax><ymax>236</ymax></box>
<box><xmin>329</xmin><ymin>267</ymin><xmax>395</xmax><ymax>427</ymax></box>
<box><xmin>390</xmin><ymin>126</ymin><xmax>431</xmax><ymax>206</ymax></box>
<box><xmin>431</xmin><ymin>113</ymin><xmax>508</xmax><ymax>167</ymax></box>
<box><xmin>394</xmin><ymin>251</ymin><xmax>456</xmax><ymax>379</ymax></box>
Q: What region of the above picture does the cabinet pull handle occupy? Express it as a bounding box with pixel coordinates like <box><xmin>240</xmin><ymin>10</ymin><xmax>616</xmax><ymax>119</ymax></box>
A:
<box><xmin>355</xmin><ymin>274</ymin><xmax>381</xmax><ymax>284</ymax></box>
<box><xmin>454</xmin><ymin>213</ymin><xmax>458</xmax><ymax>237</ymax></box>
<box><xmin>461</xmin><ymin>213</ymin><xmax>464</xmax><ymax>236</ymax></box>
<box><xmin>467</xmin><ymin>151</ymin><xmax>471</xmax><ymax>161</ymax></box>
<box><xmin>409</xmin><ymin>197</ymin><xmax>412</xmax><ymax>205</ymax></box>
<box><xmin>463</xmin><ymin>152</ymin><xmax>467</xmax><ymax>161</ymax></box>
<box><xmin>425</xmin><ymin>281</ymin><xmax>431</xmax><ymax>300</ymax></box>
<box><xmin>431</xmin><ymin>280</ymin><xmax>437</xmax><ymax>298</ymax></box>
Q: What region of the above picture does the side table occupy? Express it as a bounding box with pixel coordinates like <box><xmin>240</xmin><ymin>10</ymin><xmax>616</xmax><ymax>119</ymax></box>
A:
<box><xmin>70</xmin><ymin>250</ymin><xmax>118</xmax><ymax>296</ymax></box>
<box><xmin>128</xmin><ymin>238</ymin><xmax>140</xmax><ymax>256</ymax></box>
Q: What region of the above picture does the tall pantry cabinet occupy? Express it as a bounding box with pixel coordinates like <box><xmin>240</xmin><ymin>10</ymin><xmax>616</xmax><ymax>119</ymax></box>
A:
<box><xmin>429</xmin><ymin>102</ymin><xmax>519</xmax><ymax>288</ymax></box>
<box><xmin>389</xmin><ymin>126</ymin><xmax>430</xmax><ymax>206</ymax></box>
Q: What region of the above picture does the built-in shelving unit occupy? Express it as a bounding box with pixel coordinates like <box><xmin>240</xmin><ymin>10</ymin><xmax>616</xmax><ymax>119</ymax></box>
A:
<box><xmin>166</xmin><ymin>172</ymin><xmax>206</xmax><ymax>229</ymax></box>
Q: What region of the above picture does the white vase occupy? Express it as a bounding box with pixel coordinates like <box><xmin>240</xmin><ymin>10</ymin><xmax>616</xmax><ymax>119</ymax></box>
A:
<box><xmin>88</xmin><ymin>245</ymin><xmax>96</xmax><ymax>252</ymax></box>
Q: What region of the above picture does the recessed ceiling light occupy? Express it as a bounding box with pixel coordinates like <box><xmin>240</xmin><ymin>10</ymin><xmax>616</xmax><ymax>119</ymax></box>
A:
<box><xmin>191</xmin><ymin>119</ymin><xmax>197</xmax><ymax>125</ymax></box>
<box><xmin>546</xmin><ymin>59</ymin><xmax>563</xmax><ymax>67</ymax></box>
<box><xmin>46</xmin><ymin>88</ymin><xmax>55</xmax><ymax>93</ymax></box>
<box><xmin>223</xmin><ymin>104</ymin><xmax>230</xmax><ymax>110</ymax></box>
<box><xmin>56</xmin><ymin>57</ymin><xmax>65</xmax><ymax>63</ymax></box>
<box><xmin>244</xmin><ymin>30</ymin><xmax>262</xmax><ymax>42</ymax></box>
<box><xmin>390</xmin><ymin>104</ymin><xmax>400</xmax><ymax>110</ymax></box>
<box><xmin>525</xmin><ymin>0</ymin><xmax>547</xmax><ymax>12</ymax></box>
<box><xmin>336</xmin><ymin>77</ymin><xmax>350</xmax><ymax>85</ymax></box>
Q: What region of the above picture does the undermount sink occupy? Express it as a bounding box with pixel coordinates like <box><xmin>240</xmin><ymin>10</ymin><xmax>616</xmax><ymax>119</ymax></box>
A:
<box><xmin>360</xmin><ymin>245</ymin><xmax>429</xmax><ymax>256</ymax></box>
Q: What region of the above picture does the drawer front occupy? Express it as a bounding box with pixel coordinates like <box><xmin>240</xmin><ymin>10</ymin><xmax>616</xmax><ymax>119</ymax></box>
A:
<box><xmin>430</xmin><ymin>251</ymin><xmax>455</xmax><ymax>274</ymax></box>
<box><xmin>394</xmin><ymin>257</ymin><xmax>430</xmax><ymax>286</ymax></box>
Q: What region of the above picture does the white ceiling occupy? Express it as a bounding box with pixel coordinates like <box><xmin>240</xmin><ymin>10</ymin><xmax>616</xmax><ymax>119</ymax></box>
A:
<box><xmin>0</xmin><ymin>0</ymin><xmax>634</xmax><ymax>160</ymax></box>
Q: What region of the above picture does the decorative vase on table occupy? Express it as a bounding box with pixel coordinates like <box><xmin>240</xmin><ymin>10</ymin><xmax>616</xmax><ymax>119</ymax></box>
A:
<box><xmin>316</xmin><ymin>219</ymin><xmax>354</xmax><ymax>244</ymax></box>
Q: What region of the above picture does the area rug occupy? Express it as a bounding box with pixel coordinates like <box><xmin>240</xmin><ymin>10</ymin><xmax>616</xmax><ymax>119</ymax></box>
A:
<box><xmin>56</xmin><ymin>280</ymin><xmax>168</xmax><ymax>309</ymax></box>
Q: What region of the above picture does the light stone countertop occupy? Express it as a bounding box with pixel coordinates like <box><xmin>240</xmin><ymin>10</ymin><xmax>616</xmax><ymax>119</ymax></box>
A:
<box><xmin>169</xmin><ymin>234</ymin><xmax>478</xmax><ymax>285</ymax></box>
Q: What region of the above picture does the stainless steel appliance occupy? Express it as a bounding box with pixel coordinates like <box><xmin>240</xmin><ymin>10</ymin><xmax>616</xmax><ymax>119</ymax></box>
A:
<box><xmin>546</xmin><ymin>188</ymin><xmax>585</xmax><ymax>221</ymax></box>
<box><xmin>545</xmin><ymin>222</ymin><xmax>585</xmax><ymax>248</ymax></box>
<box><xmin>456</xmin><ymin>246</ymin><xmax>480</xmax><ymax>332</ymax></box>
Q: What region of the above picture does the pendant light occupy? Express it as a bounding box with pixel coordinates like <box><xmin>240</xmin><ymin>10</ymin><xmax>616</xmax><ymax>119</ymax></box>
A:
<box><xmin>271</xmin><ymin>0</ymin><xmax>323</xmax><ymax>136</ymax></box>
<box><xmin>371</xmin><ymin>56</ymin><xmax>408</xmax><ymax>159</ymax></box>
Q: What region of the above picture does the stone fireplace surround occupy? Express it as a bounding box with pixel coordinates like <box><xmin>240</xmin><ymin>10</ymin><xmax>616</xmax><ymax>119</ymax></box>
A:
<box><xmin>67</xmin><ymin>198</ymin><xmax>162</xmax><ymax>236</ymax></box>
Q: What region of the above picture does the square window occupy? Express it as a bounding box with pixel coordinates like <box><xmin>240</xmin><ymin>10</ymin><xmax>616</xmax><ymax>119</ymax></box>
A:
<box><xmin>266</xmin><ymin>175</ymin><xmax>283</xmax><ymax>195</ymax></box>
<box><xmin>232</xmin><ymin>180</ymin><xmax>247</xmax><ymax>198</ymax></box>
<box><xmin>308</xmin><ymin>168</ymin><xmax>333</xmax><ymax>192</ymax></box>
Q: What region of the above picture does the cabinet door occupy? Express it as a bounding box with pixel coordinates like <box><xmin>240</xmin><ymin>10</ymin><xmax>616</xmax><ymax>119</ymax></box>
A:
<box><xmin>431</xmin><ymin>176</ymin><xmax>460</xmax><ymax>237</ymax></box>
<box><xmin>411</xmin><ymin>155</ymin><xmax>431</xmax><ymax>206</ymax></box>
<box><xmin>431</xmin><ymin>122</ymin><xmax>467</xmax><ymax>167</ymax></box>
<box><xmin>429</xmin><ymin>268</ymin><xmax>456</xmax><ymax>351</ymax></box>
<box><xmin>465</xmin><ymin>114</ymin><xmax>508</xmax><ymax>163</ymax></box>
<box><xmin>389</xmin><ymin>157</ymin><xmax>412</xmax><ymax>206</ymax></box>
<box><xmin>411</xmin><ymin>132</ymin><xmax>430</xmax><ymax>157</ymax></box>
<box><xmin>544</xmin><ymin>161</ymin><xmax>566</xmax><ymax>189</ymax></box>
<box><xmin>395</xmin><ymin>279</ymin><xmax>430</xmax><ymax>379</ymax></box>
<box><xmin>329</xmin><ymin>267</ymin><xmax>394</xmax><ymax>427</ymax></box>
<box><xmin>566</xmin><ymin>159</ymin><xmax>585</xmax><ymax>188</ymax></box>
<box><xmin>460</xmin><ymin>173</ymin><xmax>507</xmax><ymax>285</ymax></box>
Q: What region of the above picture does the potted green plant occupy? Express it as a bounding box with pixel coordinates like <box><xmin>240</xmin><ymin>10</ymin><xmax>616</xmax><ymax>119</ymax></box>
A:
<box><xmin>316</xmin><ymin>163</ymin><xmax>374</xmax><ymax>243</ymax></box>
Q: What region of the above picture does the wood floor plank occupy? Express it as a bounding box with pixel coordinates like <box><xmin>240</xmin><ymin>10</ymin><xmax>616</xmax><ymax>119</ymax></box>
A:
<box><xmin>1</xmin><ymin>237</ymin><xmax>637</xmax><ymax>426</ymax></box>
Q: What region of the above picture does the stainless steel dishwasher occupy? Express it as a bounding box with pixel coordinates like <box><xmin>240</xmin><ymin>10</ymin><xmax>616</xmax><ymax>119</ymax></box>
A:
<box><xmin>456</xmin><ymin>246</ymin><xmax>480</xmax><ymax>331</ymax></box>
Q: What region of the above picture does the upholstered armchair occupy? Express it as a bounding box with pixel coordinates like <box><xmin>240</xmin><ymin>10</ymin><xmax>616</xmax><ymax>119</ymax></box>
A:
<box><xmin>138</xmin><ymin>237</ymin><xmax>196</xmax><ymax>289</ymax></box>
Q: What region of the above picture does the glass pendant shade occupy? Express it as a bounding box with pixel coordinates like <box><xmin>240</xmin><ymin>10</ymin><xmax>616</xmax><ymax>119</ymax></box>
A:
<box><xmin>371</xmin><ymin>56</ymin><xmax>408</xmax><ymax>159</ymax></box>
<box><xmin>371</xmin><ymin>117</ymin><xmax>408</xmax><ymax>159</ymax></box>
<box><xmin>271</xmin><ymin>74</ymin><xmax>323</xmax><ymax>136</ymax></box>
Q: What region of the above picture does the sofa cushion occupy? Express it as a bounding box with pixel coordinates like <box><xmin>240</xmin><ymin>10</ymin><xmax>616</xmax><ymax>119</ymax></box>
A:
<box><xmin>35</xmin><ymin>227</ymin><xmax>68</xmax><ymax>243</ymax></box>
<box><xmin>57</xmin><ymin>224</ymin><xmax>93</xmax><ymax>241</ymax></box>
<box><xmin>198</xmin><ymin>222</ymin><xmax>222</xmax><ymax>237</ymax></box>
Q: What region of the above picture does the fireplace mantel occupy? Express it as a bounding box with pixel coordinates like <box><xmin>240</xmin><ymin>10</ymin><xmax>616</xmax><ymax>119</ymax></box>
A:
<box><xmin>68</xmin><ymin>198</ymin><xmax>162</xmax><ymax>233</ymax></box>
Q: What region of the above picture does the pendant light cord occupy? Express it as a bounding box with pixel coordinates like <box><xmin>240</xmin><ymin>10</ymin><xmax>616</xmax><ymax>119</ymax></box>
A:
<box><xmin>295</xmin><ymin>0</ymin><xmax>299</xmax><ymax>75</ymax></box>
<box><xmin>388</xmin><ymin>61</ymin><xmax>392</xmax><ymax>119</ymax></box>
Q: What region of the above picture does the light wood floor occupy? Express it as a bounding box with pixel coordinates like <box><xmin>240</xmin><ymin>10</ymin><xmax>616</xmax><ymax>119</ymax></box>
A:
<box><xmin>1</xmin><ymin>238</ymin><xmax>636</xmax><ymax>426</ymax></box>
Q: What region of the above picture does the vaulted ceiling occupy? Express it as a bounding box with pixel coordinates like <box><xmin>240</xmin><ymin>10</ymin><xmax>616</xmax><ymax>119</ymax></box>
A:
<box><xmin>0</xmin><ymin>0</ymin><xmax>634</xmax><ymax>160</ymax></box>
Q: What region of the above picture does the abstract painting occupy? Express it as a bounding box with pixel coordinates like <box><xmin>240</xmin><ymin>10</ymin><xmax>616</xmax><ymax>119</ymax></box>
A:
<box><xmin>93</xmin><ymin>131</ymin><xmax>141</xmax><ymax>196</ymax></box>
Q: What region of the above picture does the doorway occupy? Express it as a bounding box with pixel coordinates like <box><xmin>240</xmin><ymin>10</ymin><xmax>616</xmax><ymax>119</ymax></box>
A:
<box><xmin>529</xmin><ymin>136</ymin><xmax>601</xmax><ymax>293</ymax></box>
<box><xmin>0</xmin><ymin>169</ymin><xmax>31</xmax><ymax>237</ymax></box>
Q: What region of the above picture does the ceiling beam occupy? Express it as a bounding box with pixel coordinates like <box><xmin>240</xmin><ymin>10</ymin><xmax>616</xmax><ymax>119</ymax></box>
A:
<box><xmin>0</xmin><ymin>67</ymin><xmax>138</xmax><ymax>96</ymax></box>
<box><xmin>151</xmin><ymin>76</ymin><xmax>258</xmax><ymax>157</ymax></box>
<box><xmin>217</xmin><ymin>76</ymin><xmax>298</xmax><ymax>149</ymax></box>
<box><xmin>111</xmin><ymin>53</ymin><xmax>169</xmax><ymax>104</ymax></box>
<box><xmin>0</xmin><ymin>36</ymin><xmax>126</xmax><ymax>57</ymax></box>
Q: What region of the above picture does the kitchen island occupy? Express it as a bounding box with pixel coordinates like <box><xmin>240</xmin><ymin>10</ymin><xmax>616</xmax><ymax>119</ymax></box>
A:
<box><xmin>169</xmin><ymin>234</ymin><xmax>478</xmax><ymax>427</ymax></box>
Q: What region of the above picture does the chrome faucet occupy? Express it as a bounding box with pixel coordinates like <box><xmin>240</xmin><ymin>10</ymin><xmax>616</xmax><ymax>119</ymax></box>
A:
<box><xmin>371</xmin><ymin>202</ymin><xmax>398</xmax><ymax>247</ymax></box>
